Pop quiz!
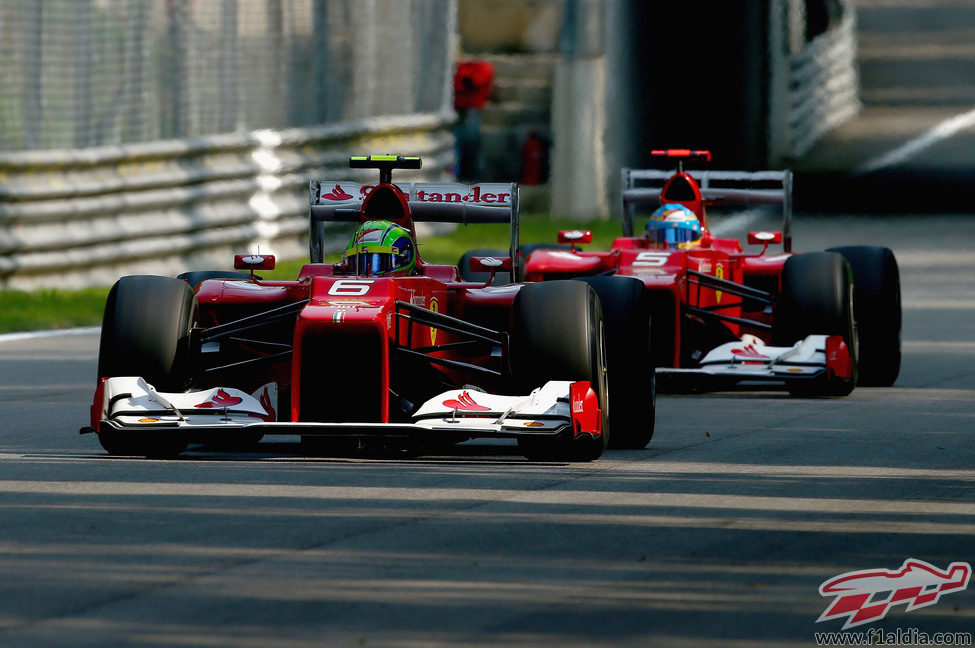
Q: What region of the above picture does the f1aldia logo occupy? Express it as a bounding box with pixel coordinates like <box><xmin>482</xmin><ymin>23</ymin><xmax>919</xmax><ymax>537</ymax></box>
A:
<box><xmin>817</xmin><ymin>558</ymin><xmax>971</xmax><ymax>629</ymax></box>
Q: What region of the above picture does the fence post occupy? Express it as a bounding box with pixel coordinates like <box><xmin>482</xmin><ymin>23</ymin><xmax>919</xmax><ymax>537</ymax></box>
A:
<box><xmin>550</xmin><ymin>0</ymin><xmax>609</xmax><ymax>221</ymax></box>
<box><xmin>25</xmin><ymin>3</ymin><xmax>44</xmax><ymax>149</ymax></box>
<box><xmin>767</xmin><ymin>0</ymin><xmax>791</xmax><ymax>166</ymax></box>
<box><xmin>74</xmin><ymin>1</ymin><xmax>94</xmax><ymax>149</ymax></box>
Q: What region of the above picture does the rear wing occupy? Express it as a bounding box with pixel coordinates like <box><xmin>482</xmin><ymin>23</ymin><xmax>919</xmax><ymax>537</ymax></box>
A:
<box><xmin>620</xmin><ymin>169</ymin><xmax>793</xmax><ymax>252</ymax></box>
<box><xmin>309</xmin><ymin>181</ymin><xmax>522</xmax><ymax>275</ymax></box>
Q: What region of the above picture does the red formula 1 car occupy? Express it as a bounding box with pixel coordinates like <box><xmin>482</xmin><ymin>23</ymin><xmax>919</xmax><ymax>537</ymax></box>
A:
<box><xmin>461</xmin><ymin>149</ymin><xmax>901</xmax><ymax>397</ymax></box>
<box><xmin>81</xmin><ymin>155</ymin><xmax>655</xmax><ymax>460</ymax></box>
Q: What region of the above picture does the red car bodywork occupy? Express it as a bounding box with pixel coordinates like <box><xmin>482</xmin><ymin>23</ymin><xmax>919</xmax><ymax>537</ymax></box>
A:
<box><xmin>84</xmin><ymin>156</ymin><xmax>608</xmax><ymax>460</ymax></box>
<box><xmin>184</xmin><ymin>188</ymin><xmax>527</xmax><ymax>426</ymax></box>
<box><xmin>522</xmin><ymin>151</ymin><xmax>794</xmax><ymax>370</ymax></box>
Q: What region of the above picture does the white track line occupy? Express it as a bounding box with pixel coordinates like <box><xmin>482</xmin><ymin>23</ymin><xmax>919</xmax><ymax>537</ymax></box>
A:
<box><xmin>0</xmin><ymin>326</ymin><xmax>99</xmax><ymax>344</ymax></box>
<box><xmin>855</xmin><ymin>105</ymin><xmax>975</xmax><ymax>175</ymax></box>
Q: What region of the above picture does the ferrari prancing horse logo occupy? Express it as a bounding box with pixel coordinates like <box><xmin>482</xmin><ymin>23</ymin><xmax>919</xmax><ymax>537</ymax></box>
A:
<box><xmin>715</xmin><ymin>263</ymin><xmax>724</xmax><ymax>303</ymax></box>
<box><xmin>429</xmin><ymin>297</ymin><xmax>440</xmax><ymax>345</ymax></box>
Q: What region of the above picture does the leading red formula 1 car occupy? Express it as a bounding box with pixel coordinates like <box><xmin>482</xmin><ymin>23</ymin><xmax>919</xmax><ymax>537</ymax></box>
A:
<box><xmin>81</xmin><ymin>156</ymin><xmax>656</xmax><ymax>460</ymax></box>
<box><xmin>461</xmin><ymin>149</ymin><xmax>901</xmax><ymax>397</ymax></box>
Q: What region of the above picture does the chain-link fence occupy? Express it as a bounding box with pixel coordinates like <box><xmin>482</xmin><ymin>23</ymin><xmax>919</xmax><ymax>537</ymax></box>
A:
<box><xmin>0</xmin><ymin>0</ymin><xmax>454</xmax><ymax>151</ymax></box>
<box><xmin>0</xmin><ymin>0</ymin><xmax>457</xmax><ymax>288</ymax></box>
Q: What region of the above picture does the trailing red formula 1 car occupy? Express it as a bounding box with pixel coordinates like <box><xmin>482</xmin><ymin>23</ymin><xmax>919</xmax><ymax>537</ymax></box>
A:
<box><xmin>81</xmin><ymin>155</ymin><xmax>655</xmax><ymax>460</ymax></box>
<box><xmin>460</xmin><ymin>149</ymin><xmax>901</xmax><ymax>397</ymax></box>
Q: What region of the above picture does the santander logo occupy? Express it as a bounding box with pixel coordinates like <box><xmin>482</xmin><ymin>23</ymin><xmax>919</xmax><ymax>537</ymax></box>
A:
<box><xmin>407</xmin><ymin>185</ymin><xmax>511</xmax><ymax>205</ymax></box>
<box><xmin>194</xmin><ymin>389</ymin><xmax>243</xmax><ymax>409</ymax></box>
<box><xmin>321</xmin><ymin>184</ymin><xmax>354</xmax><ymax>201</ymax></box>
<box><xmin>731</xmin><ymin>345</ymin><xmax>768</xmax><ymax>360</ymax></box>
<box><xmin>319</xmin><ymin>182</ymin><xmax>512</xmax><ymax>205</ymax></box>
<box><xmin>442</xmin><ymin>391</ymin><xmax>490</xmax><ymax>412</ymax></box>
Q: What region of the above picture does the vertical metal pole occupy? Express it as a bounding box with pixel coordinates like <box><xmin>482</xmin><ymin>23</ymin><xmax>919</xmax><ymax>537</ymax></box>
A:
<box><xmin>550</xmin><ymin>0</ymin><xmax>609</xmax><ymax>221</ymax></box>
<box><xmin>24</xmin><ymin>2</ymin><xmax>43</xmax><ymax>149</ymax></box>
<box><xmin>266</xmin><ymin>0</ymin><xmax>285</xmax><ymax>128</ymax></box>
<box><xmin>166</xmin><ymin>0</ymin><xmax>188</xmax><ymax>138</ymax></box>
<box><xmin>767</xmin><ymin>0</ymin><xmax>792</xmax><ymax>166</ymax></box>
<box><xmin>311</xmin><ymin>0</ymin><xmax>331</xmax><ymax>123</ymax></box>
<box><xmin>123</xmin><ymin>0</ymin><xmax>150</xmax><ymax>143</ymax></box>
<box><xmin>218</xmin><ymin>0</ymin><xmax>239</xmax><ymax>133</ymax></box>
<box><xmin>74</xmin><ymin>0</ymin><xmax>93</xmax><ymax>148</ymax></box>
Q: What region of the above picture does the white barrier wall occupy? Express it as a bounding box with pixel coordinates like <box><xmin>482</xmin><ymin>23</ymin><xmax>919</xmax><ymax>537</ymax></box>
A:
<box><xmin>787</xmin><ymin>8</ymin><xmax>860</xmax><ymax>158</ymax></box>
<box><xmin>769</xmin><ymin>0</ymin><xmax>861</xmax><ymax>162</ymax></box>
<box><xmin>0</xmin><ymin>114</ymin><xmax>455</xmax><ymax>290</ymax></box>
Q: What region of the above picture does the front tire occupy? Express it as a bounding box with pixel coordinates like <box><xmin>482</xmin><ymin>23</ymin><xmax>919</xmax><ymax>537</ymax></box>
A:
<box><xmin>827</xmin><ymin>246</ymin><xmax>901</xmax><ymax>386</ymax></box>
<box><xmin>96</xmin><ymin>275</ymin><xmax>197</xmax><ymax>458</ymax></box>
<box><xmin>575</xmin><ymin>276</ymin><xmax>654</xmax><ymax>449</ymax></box>
<box><xmin>509</xmin><ymin>281</ymin><xmax>608</xmax><ymax>461</ymax></box>
<box><xmin>773</xmin><ymin>252</ymin><xmax>857</xmax><ymax>397</ymax></box>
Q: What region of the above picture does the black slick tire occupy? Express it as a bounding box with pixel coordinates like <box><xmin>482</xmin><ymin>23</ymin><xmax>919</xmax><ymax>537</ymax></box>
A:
<box><xmin>575</xmin><ymin>276</ymin><xmax>654</xmax><ymax>449</ymax></box>
<box><xmin>773</xmin><ymin>252</ymin><xmax>858</xmax><ymax>397</ymax></box>
<box><xmin>509</xmin><ymin>281</ymin><xmax>609</xmax><ymax>461</ymax></box>
<box><xmin>826</xmin><ymin>246</ymin><xmax>901</xmax><ymax>386</ymax></box>
<box><xmin>96</xmin><ymin>275</ymin><xmax>197</xmax><ymax>458</ymax></box>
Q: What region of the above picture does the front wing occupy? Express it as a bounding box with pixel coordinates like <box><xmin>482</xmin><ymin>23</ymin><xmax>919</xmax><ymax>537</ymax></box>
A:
<box><xmin>657</xmin><ymin>335</ymin><xmax>852</xmax><ymax>390</ymax></box>
<box><xmin>82</xmin><ymin>377</ymin><xmax>601</xmax><ymax>442</ymax></box>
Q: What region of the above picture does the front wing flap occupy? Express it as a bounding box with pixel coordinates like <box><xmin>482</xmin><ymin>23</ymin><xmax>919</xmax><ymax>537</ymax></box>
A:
<box><xmin>85</xmin><ymin>377</ymin><xmax>599</xmax><ymax>441</ymax></box>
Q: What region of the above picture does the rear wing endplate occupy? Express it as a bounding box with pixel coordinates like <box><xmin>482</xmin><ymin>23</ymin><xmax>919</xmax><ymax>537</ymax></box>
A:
<box><xmin>620</xmin><ymin>169</ymin><xmax>793</xmax><ymax>252</ymax></box>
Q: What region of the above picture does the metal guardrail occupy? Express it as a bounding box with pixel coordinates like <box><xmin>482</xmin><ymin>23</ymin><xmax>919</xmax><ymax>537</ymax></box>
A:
<box><xmin>787</xmin><ymin>7</ymin><xmax>860</xmax><ymax>158</ymax></box>
<box><xmin>0</xmin><ymin>112</ymin><xmax>455</xmax><ymax>289</ymax></box>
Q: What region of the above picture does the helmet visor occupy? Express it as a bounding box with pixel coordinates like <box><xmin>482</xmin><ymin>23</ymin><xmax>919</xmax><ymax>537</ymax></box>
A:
<box><xmin>648</xmin><ymin>225</ymin><xmax>701</xmax><ymax>246</ymax></box>
<box><xmin>346</xmin><ymin>246</ymin><xmax>395</xmax><ymax>276</ymax></box>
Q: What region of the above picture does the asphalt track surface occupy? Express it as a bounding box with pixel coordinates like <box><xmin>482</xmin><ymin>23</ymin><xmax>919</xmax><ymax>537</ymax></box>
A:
<box><xmin>3</xmin><ymin>1</ymin><xmax>975</xmax><ymax>646</ymax></box>
<box><xmin>0</xmin><ymin>210</ymin><xmax>973</xmax><ymax>647</ymax></box>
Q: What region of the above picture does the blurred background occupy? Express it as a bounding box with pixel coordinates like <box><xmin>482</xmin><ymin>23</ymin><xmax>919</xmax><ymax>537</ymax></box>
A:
<box><xmin>0</xmin><ymin>0</ymin><xmax>969</xmax><ymax>288</ymax></box>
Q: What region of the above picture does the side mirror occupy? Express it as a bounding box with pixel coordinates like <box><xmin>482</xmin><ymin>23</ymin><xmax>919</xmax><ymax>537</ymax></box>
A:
<box><xmin>558</xmin><ymin>229</ymin><xmax>592</xmax><ymax>245</ymax></box>
<box><xmin>470</xmin><ymin>256</ymin><xmax>512</xmax><ymax>287</ymax></box>
<box><xmin>469</xmin><ymin>256</ymin><xmax>513</xmax><ymax>273</ymax></box>
<box><xmin>234</xmin><ymin>254</ymin><xmax>276</xmax><ymax>271</ymax></box>
<box><xmin>747</xmin><ymin>231</ymin><xmax>782</xmax><ymax>245</ymax></box>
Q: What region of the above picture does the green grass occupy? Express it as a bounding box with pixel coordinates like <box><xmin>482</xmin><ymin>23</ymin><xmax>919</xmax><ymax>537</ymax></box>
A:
<box><xmin>0</xmin><ymin>216</ymin><xmax>627</xmax><ymax>334</ymax></box>
<box><xmin>0</xmin><ymin>287</ymin><xmax>111</xmax><ymax>334</ymax></box>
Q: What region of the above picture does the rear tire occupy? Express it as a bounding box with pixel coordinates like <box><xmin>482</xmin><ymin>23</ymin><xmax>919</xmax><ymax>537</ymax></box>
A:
<box><xmin>773</xmin><ymin>252</ymin><xmax>857</xmax><ymax>397</ymax></box>
<box><xmin>826</xmin><ymin>246</ymin><xmax>901</xmax><ymax>386</ymax></box>
<box><xmin>510</xmin><ymin>281</ymin><xmax>608</xmax><ymax>461</ymax></box>
<box><xmin>575</xmin><ymin>276</ymin><xmax>654</xmax><ymax>449</ymax></box>
<box><xmin>96</xmin><ymin>275</ymin><xmax>197</xmax><ymax>458</ymax></box>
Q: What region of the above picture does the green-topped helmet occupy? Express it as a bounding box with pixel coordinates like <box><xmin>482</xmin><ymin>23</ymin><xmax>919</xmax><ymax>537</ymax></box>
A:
<box><xmin>343</xmin><ymin>220</ymin><xmax>416</xmax><ymax>277</ymax></box>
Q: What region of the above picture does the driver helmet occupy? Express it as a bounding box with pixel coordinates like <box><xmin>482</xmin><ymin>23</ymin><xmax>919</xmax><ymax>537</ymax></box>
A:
<box><xmin>645</xmin><ymin>203</ymin><xmax>703</xmax><ymax>249</ymax></box>
<box><xmin>343</xmin><ymin>220</ymin><xmax>416</xmax><ymax>276</ymax></box>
